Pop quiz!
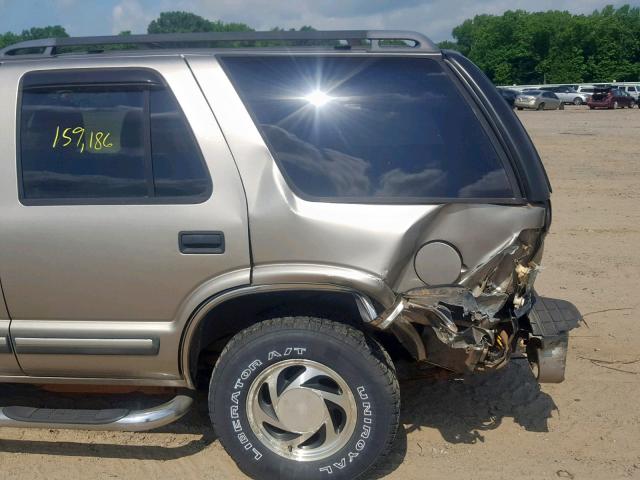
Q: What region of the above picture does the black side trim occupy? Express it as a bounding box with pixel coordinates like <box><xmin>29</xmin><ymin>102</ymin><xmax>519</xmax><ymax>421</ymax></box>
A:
<box><xmin>12</xmin><ymin>337</ymin><xmax>159</xmax><ymax>356</ymax></box>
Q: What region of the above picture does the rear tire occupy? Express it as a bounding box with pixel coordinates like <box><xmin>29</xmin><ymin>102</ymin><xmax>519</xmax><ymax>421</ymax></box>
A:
<box><xmin>209</xmin><ymin>317</ymin><xmax>400</xmax><ymax>480</ymax></box>
<box><xmin>573</xmin><ymin>97</ymin><xmax>583</xmax><ymax>105</ymax></box>
<box><xmin>537</xmin><ymin>102</ymin><xmax>545</xmax><ymax>111</ymax></box>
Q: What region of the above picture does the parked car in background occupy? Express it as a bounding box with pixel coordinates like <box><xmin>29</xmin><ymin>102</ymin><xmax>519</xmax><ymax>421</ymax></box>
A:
<box><xmin>575</xmin><ymin>85</ymin><xmax>595</xmax><ymax>98</ymax></box>
<box><xmin>540</xmin><ymin>86</ymin><xmax>589</xmax><ymax>105</ymax></box>
<box><xmin>613</xmin><ymin>84</ymin><xmax>639</xmax><ymax>100</ymax></box>
<box><xmin>515</xmin><ymin>90</ymin><xmax>563</xmax><ymax>110</ymax></box>
<box><xmin>587</xmin><ymin>87</ymin><xmax>635</xmax><ymax>109</ymax></box>
<box><xmin>621</xmin><ymin>90</ymin><xmax>636</xmax><ymax>106</ymax></box>
<box><xmin>497</xmin><ymin>87</ymin><xmax>518</xmax><ymax>107</ymax></box>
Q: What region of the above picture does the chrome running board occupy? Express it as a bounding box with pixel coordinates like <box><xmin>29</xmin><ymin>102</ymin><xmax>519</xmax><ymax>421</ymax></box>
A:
<box><xmin>0</xmin><ymin>395</ymin><xmax>192</xmax><ymax>431</ymax></box>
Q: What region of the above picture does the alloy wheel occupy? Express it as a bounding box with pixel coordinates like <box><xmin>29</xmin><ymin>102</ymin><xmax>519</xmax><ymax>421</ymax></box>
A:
<box><xmin>245</xmin><ymin>359</ymin><xmax>358</xmax><ymax>462</ymax></box>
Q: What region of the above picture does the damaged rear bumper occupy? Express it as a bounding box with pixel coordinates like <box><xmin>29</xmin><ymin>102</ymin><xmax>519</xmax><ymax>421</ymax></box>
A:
<box><xmin>368</xmin><ymin>289</ymin><xmax>581</xmax><ymax>383</ymax></box>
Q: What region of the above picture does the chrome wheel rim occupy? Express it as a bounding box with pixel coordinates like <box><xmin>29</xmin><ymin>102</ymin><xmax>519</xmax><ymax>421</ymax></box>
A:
<box><xmin>246</xmin><ymin>359</ymin><xmax>357</xmax><ymax>462</ymax></box>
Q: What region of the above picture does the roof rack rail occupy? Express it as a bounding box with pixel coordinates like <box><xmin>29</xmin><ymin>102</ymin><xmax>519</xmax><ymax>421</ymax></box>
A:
<box><xmin>0</xmin><ymin>30</ymin><xmax>438</xmax><ymax>58</ymax></box>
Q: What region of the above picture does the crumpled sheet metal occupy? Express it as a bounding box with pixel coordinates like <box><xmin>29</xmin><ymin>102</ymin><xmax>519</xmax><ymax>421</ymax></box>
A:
<box><xmin>403</xmin><ymin>287</ymin><xmax>494</xmax><ymax>351</ymax></box>
<box><xmin>374</xmin><ymin>229</ymin><xmax>544</xmax><ymax>372</ymax></box>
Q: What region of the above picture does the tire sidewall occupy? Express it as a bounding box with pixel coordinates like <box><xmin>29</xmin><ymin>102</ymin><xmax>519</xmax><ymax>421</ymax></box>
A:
<box><xmin>210</xmin><ymin>325</ymin><xmax>396</xmax><ymax>480</ymax></box>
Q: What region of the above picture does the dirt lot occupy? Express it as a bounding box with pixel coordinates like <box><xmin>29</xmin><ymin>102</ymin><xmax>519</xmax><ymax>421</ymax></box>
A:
<box><xmin>1</xmin><ymin>106</ymin><xmax>639</xmax><ymax>479</ymax></box>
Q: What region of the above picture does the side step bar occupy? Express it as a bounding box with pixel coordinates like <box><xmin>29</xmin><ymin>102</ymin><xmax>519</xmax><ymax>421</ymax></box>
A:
<box><xmin>0</xmin><ymin>395</ymin><xmax>192</xmax><ymax>431</ymax></box>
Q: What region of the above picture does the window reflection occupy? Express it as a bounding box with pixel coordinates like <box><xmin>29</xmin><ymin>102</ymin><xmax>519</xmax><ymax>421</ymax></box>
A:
<box><xmin>223</xmin><ymin>56</ymin><xmax>514</xmax><ymax>200</ymax></box>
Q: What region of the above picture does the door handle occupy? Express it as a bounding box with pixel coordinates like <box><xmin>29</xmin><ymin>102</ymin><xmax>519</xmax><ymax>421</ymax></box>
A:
<box><xmin>179</xmin><ymin>231</ymin><xmax>225</xmax><ymax>254</ymax></box>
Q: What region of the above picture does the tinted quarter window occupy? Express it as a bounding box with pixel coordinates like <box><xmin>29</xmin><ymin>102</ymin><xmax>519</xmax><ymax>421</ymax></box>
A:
<box><xmin>19</xmin><ymin>69</ymin><xmax>210</xmax><ymax>203</ymax></box>
<box><xmin>21</xmin><ymin>86</ymin><xmax>147</xmax><ymax>199</ymax></box>
<box><xmin>221</xmin><ymin>56</ymin><xmax>514</xmax><ymax>200</ymax></box>
<box><xmin>150</xmin><ymin>89</ymin><xmax>210</xmax><ymax>197</ymax></box>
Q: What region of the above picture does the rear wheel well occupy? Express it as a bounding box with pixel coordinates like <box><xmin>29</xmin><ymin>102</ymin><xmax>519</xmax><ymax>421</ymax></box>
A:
<box><xmin>187</xmin><ymin>290</ymin><xmax>407</xmax><ymax>388</ymax></box>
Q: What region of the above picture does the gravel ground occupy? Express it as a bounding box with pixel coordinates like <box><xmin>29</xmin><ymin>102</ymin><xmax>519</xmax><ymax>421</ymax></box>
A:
<box><xmin>1</xmin><ymin>106</ymin><xmax>639</xmax><ymax>479</ymax></box>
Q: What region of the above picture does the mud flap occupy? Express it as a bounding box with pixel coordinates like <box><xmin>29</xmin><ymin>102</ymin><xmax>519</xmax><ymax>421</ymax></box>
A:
<box><xmin>527</xmin><ymin>296</ymin><xmax>582</xmax><ymax>383</ymax></box>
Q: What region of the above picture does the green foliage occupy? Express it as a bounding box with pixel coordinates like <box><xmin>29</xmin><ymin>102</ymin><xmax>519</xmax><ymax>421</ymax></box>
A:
<box><xmin>147</xmin><ymin>11</ymin><xmax>253</xmax><ymax>34</ymax></box>
<box><xmin>437</xmin><ymin>40</ymin><xmax>461</xmax><ymax>51</ymax></box>
<box><xmin>146</xmin><ymin>11</ymin><xmax>316</xmax><ymax>47</ymax></box>
<box><xmin>0</xmin><ymin>25</ymin><xmax>68</xmax><ymax>50</ymax></box>
<box><xmin>447</xmin><ymin>5</ymin><xmax>640</xmax><ymax>84</ymax></box>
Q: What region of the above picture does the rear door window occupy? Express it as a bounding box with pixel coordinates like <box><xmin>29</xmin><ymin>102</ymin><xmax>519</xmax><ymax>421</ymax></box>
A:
<box><xmin>220</xmin><ymin>56</ymin><xmax>515</xmax><ymax>201</ymax></box>
<box><xmin>19</xmin><ymin>69</ymin><xmax>211</xmax><ymax>203</ymax></box>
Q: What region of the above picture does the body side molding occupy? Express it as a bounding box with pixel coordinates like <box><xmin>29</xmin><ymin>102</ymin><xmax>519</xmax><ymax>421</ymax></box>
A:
<box><xmin>0</xmin><ymin>336</ymin><xmax>11</xmax><ymax>354</ymax></box>
<box><xmin>13</xmin><ymin>337</ymin><xmax>159</xmax><ymax>356</ymax></box>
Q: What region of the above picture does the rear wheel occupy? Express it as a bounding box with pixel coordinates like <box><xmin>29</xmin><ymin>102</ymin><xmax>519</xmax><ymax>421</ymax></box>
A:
<box><xmin>537</xmin><ymin>102</ymin><xmax>545</xmax><ymax>111</ymax></box>
<box><xmin>209</xmin><ymin>317</ymin><xmax>400</xmax><ymax>480</ymax></box>
<box><xmin>573</xmin><ymin>97</ymin><xmax>583</xmax><ymax>105</ymax></box>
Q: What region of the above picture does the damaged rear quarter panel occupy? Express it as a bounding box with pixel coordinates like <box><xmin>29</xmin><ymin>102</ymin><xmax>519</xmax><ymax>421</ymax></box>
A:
<box><xmin>191</xmin><ymin>53</ymin><xmax>560</xmax><ymax>379</ymax></box>
<box><xmin>392</xmin><ymin>203</ymin><xmax>546</xmax><ymax>293</ymax></box>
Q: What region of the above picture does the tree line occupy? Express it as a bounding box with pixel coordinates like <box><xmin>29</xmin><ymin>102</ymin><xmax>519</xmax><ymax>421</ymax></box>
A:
<box><xmin>2</xmin><ymin>7</ymin><xmax>638</xmax><ymax>85</ymax></box>
<box><xmin>441</xmin><ymin>4</ymin><xmax>640</xmax><ymax>84</ymax></box>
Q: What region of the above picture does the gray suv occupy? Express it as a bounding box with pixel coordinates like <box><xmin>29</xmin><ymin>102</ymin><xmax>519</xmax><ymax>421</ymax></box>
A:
<box><xmin>0</xmin><ymin>31</ymin><xmax>580</xmax><ymax>479</ymax></box>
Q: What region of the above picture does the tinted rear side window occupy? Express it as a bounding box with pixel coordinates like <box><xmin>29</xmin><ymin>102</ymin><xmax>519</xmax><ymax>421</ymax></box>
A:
<box><xmin>21</xmin><ymin>87</ymin><xmax>148</xmax><ymax>199</ymax></box>
<box><xmin>19</xmin><ymin>70</ymin><xmax>211</xmax><ymax>203</ymax></box>
<box><xmin>150</xmin><ymin>88</ymin><xmax>211</xmax><ymax>197</ymax></box>
<box><xmin>221</xmin><ymin>56</ymin><xmax>514</xmax><ymax>200</ymax></box>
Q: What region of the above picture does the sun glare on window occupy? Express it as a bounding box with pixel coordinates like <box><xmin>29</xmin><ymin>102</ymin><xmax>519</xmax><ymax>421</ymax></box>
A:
<box><xmin>304</xmin><ymin>90</ymin><xmax>332</xmax><ymax>107</ymax></box>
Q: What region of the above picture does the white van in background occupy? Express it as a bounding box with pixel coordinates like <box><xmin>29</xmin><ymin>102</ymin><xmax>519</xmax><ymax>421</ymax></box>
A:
<box><xmin>614</xmin><ymin>84</ymin><xmax>639</xmax><ymax>100</ymax></box>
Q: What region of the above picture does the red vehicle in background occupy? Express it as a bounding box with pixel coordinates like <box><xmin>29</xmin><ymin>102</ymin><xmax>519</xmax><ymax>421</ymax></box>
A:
<box><xmin>587</xmin><ymin>87</ymin><xmax>635</xmax><ymax>109</ymax></box>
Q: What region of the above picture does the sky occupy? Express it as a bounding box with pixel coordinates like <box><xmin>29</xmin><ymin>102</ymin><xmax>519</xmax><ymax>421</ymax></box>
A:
<box><xmin>1</xmin><ymin>0</ymin><xmax>638</xmax><ymax>42</ymax></box>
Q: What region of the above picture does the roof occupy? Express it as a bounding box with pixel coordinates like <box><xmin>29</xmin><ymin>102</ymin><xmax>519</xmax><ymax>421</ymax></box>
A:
<box><xmin>0</xmin><ymin>30</ymin><xmax>438</xmax><ymax>60</ymax></box>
